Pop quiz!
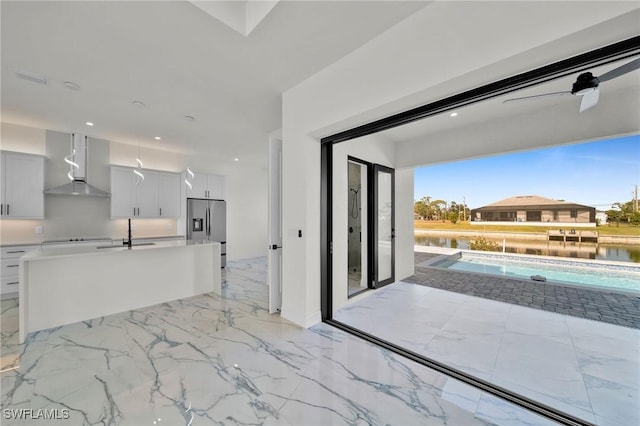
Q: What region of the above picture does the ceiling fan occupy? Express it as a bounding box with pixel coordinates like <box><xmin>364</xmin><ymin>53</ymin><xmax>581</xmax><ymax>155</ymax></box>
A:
<box><xmin>503</xmin><ymin>57</ymin><xmax>640</xmax><ymax>112</ymax></box>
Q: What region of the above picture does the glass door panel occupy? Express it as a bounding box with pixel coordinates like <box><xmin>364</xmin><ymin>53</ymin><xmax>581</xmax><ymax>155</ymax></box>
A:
<box><xmin>374</xmin><ymin>165</ymin><xmax>394</xmax><ymax>287</ymax></box>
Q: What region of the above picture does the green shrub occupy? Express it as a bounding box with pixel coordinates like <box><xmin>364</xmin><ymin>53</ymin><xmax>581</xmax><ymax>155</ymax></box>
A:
<box><xmin>470</xmin><ymin>236</ymin><xmax>500</xmax><ymax>252</ymax></box>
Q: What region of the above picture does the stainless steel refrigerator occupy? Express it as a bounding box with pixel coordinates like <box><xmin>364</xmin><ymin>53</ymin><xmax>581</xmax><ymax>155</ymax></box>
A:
<box><xmin>187</xmin><ymin>198</ymin><xmax>226</xmax><ymax>267</ymax></box>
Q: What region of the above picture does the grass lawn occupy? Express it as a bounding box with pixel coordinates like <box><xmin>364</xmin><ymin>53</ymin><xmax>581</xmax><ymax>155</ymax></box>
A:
<box><xmin>414</xmin><ymin>220</ymin><xmax>640</xmax><ymax>237</ymax></box>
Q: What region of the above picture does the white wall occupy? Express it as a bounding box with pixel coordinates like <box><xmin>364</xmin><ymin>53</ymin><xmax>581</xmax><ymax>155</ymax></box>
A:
<box><xmin>0</xmin><ymin>122</ymin><xmax>45</xmax><ymax>154</ymax></box>
<box><xmin>281</xmin><ymin>2</ymin><xmax>638</xmax><ymax>328</ymax></box>
<box><xmin>395</xmin><ymin>168</ymin><xmax>414</xmax><ymax>282</ymax></box>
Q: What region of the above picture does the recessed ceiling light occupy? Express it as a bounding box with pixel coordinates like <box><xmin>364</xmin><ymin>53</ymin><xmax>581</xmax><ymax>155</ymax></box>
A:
<box><xmin>234</xmin><ymin>158</ymin><xmax>239</xmax><ymax>162</ymax></box>
<box><xmin>63</xmin><ymin>81</ymin><xmax>80</xmax><ymax>90</ymax></box>
<box><xmin>85</xmin><ymin>122</ymin><xmax>94</xmax><ymax>126</ymax></box>
<box><xmin>132</xmin><ymin>100</ymin><xmax>146</xmax><ymax>108</ymax></box>
<box><xmin>184</xmin><ymin>115</ymin><xmax>195</xmax><ymax>121</ymax></box>
<box><xmin>450</xmin><ymin>112</ymin><xmax>458</xmax><ymax>117</ymax></box>
<box><xmin>154</xmin><ymin>136</ymin><xmax>161</xmax><ymax>140</ymax></box>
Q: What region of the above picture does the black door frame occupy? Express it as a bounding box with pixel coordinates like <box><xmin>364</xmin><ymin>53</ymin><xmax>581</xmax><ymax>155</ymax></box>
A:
<box><xmin>346</xmin><ymin>156</ymin><xmax>373</xmax><ymax>298</ymax></box>
<box><xmin>320</xmin><ymin>36</ymin><xmax>639</xmax><ymax>426</ymax></box>
<box><xmin>372</xmin><ymin>164</ymin><xmax>395</xmax><ymax>288</ymax></box>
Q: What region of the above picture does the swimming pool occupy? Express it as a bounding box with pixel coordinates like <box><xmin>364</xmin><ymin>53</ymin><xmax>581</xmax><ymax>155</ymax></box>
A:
<box><xmin>434</xmin><ymin>252</ymin><xmax>640</xmax><ymax>292</ymax></box>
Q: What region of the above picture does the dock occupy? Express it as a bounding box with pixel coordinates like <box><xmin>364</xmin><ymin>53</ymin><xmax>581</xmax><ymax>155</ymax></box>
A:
<box><xmin>548</xmin><ymin>229</ymin><xmax>599</xmax><ymax>243</ymax></box>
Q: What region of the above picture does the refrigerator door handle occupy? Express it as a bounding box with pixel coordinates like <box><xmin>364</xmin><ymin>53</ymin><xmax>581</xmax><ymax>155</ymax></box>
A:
<box><xmin>207</xmin><ymin>206</ymin><xmax>211</xmax><ymax>237</ymax></box>
<box><xmin>204</xmin><ymin>206</ymin><xmax>208</xmax><ymax>238</ymax></box>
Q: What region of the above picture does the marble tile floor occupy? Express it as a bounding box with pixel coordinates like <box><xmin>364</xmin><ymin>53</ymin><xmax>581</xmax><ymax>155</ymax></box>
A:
<box><xmin>348</xmin><ymin>270</ymin><xmax>366</xmax><ymax>297</ymax></box>
<box><xmin>334</xmin><ymin>281</ymin><xmax>640</xmax><ymax>426</ymax></box>
<box><xmin>0</xmin><ymin>257</ymin><xmax>558</xmax><ymax>425</ymax></box>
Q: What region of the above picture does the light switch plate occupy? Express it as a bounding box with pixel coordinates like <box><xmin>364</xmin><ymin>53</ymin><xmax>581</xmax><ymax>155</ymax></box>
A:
<box><xmin>35</xmin><ymin>226</ymin><xmax>43</xmax><ymax>234</ymax></box>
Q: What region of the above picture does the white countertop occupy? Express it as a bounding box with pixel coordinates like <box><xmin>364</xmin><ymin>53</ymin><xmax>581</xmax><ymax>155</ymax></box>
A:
<box><xmin>1</xmin><ymin>235</ymin><xmax>185</xmax><ymax>248</ymax></box>
<box><xmin>21</xmin><ymin>240</ymin><xmax>219</xmax><ymax>261</ymax></box>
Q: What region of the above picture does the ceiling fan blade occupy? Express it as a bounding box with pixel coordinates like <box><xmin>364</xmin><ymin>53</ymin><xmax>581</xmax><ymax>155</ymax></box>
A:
<box><xmin>598</xmin><ymin>58</ymin><xmax>640</xmax><ymax>82</ymax></box>
<box><xmin>502</xmin><ymin>91</ymin><xmax>571</xmax><ymax>104</ymax></box>
<box><xmin>579</xmin><ymin>88</ymin><xmax>600</xmax><ymax>112</ymax></box>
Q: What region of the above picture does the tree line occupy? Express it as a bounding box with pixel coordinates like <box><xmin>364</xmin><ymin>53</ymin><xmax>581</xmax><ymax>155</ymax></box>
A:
<box><xmin>414</xmin><ymin>196</ymin><xmax>470</xmax><ymax>224</ymax></box>
<box><xmin>606</xmin><ymin>199</ymin><xmax>640</xmax><ymax>226</ymax></box>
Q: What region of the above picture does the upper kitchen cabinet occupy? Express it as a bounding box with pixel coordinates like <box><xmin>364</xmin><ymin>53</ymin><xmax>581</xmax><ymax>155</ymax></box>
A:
<box><xmin>0</xmin><ymin>151</ymin><xmax>45</xmax><ymax>219</ymax></box>
<box><xmin>135</xmin><ymin>171</ymin><xmax>159</xmax><ymax>217</ymax></box>
<box><xmin>185</xmin><ymin>172</ymin><xmax>225</xmax><ymax>200</ymax></box>
<box><xmin>110</xmin><ymin>166</ymin><xmax>180</xmax><ymax>218</ymax></box>
<box><xmin>158</xmin><ymin>172</ymin><xmax>180</xmax><ymax>217</ymax></box>
<box><xmin>110</xmin><ymin>166</ymin><xmax>137</xmax><ymax>218</ymax></box>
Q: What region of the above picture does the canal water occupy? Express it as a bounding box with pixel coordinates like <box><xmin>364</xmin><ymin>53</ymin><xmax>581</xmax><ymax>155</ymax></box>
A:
<box><xmin>414</xmin><ymin>234</ymin><xmax>640</xmax><ymax>263</ymax></box>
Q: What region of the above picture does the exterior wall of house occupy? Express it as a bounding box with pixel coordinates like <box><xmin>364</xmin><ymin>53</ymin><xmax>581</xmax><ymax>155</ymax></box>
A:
<box><xmin>473</xmin><ymin>207</ymin><xmax>595</xmax><ymax>223</ymax></box>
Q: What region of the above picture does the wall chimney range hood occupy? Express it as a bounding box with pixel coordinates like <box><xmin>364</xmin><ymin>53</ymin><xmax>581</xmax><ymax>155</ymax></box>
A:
<box><xmin>45</xmin><ymin>133</ymin><xmax>111</xmax><ymax>197</ymax></box>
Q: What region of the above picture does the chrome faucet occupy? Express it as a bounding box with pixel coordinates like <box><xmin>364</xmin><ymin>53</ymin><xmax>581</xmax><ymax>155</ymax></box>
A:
<box><xmin>123</xmin><ymin>218</ymin><xmax>132</xmax><ymax>248</ymax></box>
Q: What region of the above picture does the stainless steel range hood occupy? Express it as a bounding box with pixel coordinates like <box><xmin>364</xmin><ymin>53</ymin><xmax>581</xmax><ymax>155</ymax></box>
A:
<box><xmin>45</xmin><ymin>133</ymin><xmax>111</xmax><ymax>197</ymax></box>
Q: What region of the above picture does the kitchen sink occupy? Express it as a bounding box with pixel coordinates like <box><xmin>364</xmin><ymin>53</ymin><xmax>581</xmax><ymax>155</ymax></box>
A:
<box><xmin>96</xmin><ymin>242</ymin><xmax>156</xmax><ymax>249</ymax></box>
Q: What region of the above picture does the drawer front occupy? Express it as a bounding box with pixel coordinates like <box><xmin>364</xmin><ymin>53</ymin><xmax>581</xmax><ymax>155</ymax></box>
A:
<box><xmin>1</xmin><ymin>245</ymin><xmax>35</xmax><ymax>259</ymax></box>
<box><xmin>1</xmin><ymin>275</ymin><xmax>20</xmax><ymax>295</ymax></box>
<box><xmin>1</xmin><ymin>258</ymin><xmax>21</xmax><ymax>276</ymax></box>
<box><xmin>1</xmin><ymin>273</ymin><xmax>20</xmax><ymax>286</ymax></box>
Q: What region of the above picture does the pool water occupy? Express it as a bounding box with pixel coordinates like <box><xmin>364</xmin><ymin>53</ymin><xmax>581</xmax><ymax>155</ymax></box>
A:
<box><xmin>437</xmin><ymin>254</ymin><xmax>640</xmax><ymax>292</ymax></box>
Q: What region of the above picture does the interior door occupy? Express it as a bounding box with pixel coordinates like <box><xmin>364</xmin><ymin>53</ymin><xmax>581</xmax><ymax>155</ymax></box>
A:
<box><xmin>268</xmin><ymin>137</ymin><xmax>283</xmax><ymax>313</ymax></box>
<box><xmin>373</xmin><ymin>164</ymin><xmax>394</xmax><ymax>288</ymax></box>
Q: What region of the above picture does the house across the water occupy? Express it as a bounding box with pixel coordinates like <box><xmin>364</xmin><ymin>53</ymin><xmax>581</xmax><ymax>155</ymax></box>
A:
<box><xmin>470</xmin><ymin>195</ymin><xmax>596</xmax><ymax>227</ymax></box>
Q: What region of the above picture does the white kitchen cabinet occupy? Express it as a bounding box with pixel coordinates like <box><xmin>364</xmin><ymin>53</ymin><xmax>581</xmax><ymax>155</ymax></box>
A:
<box><xmin>111</xmin><ymin>166</ymin><xmax>180</xmax><ymax>218</ymax></box>
<box><xmin>0</xmin><ymin>151</ymin><xmax>45</xmax><ymax>219</ymax></box>
<box><xmin>185</xmin><ymin>172</ymin><xmax>224</xmax><ymax>199</ymax></box>
<box><xmin>0</xmin><ymin>244</ymin><xmax>39</xmax><ymax>298</ymax></box>
<box><xmin>158</xmin><ymin>172</ymin><xmax>180</xmax><ymax>217</ymax></box>
<box><xmin>136</xmin><ymin>171</ymin><xmax>159</xmax><ymax>217</ymax></box>
<box><xmin>110</xmin><ymin>166</ymin><xmax>137</xmax><ymax>217</ymax></box>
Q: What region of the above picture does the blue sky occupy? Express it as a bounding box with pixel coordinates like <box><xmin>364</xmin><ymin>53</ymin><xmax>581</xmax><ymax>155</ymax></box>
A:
<box><xmin>414</xmin><ymin>134</ymin><xmax>640</xmax><ymax>210</ymax></box>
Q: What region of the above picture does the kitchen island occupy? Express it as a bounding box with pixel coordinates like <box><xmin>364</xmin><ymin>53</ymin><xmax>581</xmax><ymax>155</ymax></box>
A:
<box><xmin>19</xmin><ymin>240</ymin><xmax>221</xmax><ymax>343</ymax></box>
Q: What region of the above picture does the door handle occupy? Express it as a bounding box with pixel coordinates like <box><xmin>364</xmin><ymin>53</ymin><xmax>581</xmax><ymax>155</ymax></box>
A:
<box><xmin>1</xmin><ymin>203</ymin><xmax>3</xmax><ymax>215</ymax></box>
<box><xmin>270</xmin><ymin>244</ymin><xmax>282</xmax><ymax>250</ymax></box>
<box><xmin>160</xmin><ymin>207</ymin><xmax>162</xmax><ymax>216</ymax></box>
<box><xmin>6</xmin><ymin>204</ymin><xmax>9</xmax><ymax>215</ymax></box>
<box><xmin>134</xmin><ymin>207</ymin><xmax>136</xmax><ymax>216</ymax></box>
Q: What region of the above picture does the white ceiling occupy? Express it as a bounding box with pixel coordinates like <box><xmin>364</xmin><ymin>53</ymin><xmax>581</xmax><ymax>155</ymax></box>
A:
<box><xmin>3</xmin><ymin>1</ymin><xmax>638</xmax><ymax>171</ymax></box>
<box><xmin>0</xmin><ymin>0</ymin><xmax>427</xmax><ymax>167</ymax></box>
<box><xmin>385</xmin><ymin>55</ymin><xmax>640</xmax><ymax>146</ymax></box>
<box><xmin>391</xmin><ymin>53</ymin><xmax>640</xmax><ymax>169</ymax></box>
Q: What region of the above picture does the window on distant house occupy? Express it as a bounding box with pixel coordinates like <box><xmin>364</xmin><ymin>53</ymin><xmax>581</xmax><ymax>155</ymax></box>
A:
<box><xmin>553</xmin><ymin>211</ymin><xmax>559</xmax><ymax>220</ymax></box>
<box><xmin>570</xmin><ymin>209</ymin><xmax>577</xmax><ymax>218</ymax></box>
